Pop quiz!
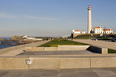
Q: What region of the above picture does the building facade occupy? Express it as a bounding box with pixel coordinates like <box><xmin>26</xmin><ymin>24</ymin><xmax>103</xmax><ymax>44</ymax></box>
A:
<box><xmin>92</xmin><ymin>26</ymin><xmax>113</xmax><ymax>34</ymax></box>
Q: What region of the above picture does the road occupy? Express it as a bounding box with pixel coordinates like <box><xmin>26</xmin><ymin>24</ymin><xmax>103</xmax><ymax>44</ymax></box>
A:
<box><xmin>73</xmin><ymin>39</ymin><xmax>116</xmax><ymax>50</ymax></box>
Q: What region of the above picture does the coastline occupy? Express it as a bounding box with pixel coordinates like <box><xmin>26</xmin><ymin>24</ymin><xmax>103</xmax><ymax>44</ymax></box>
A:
<box><xmin>0</xmin><ymin>37</ymin><xmax>16</xmax><ymax>49</ymax></box>
<box><xmin>0</xmin><ymin>44</ymin><xmax>16</xmax><ymax>49</ymax></box>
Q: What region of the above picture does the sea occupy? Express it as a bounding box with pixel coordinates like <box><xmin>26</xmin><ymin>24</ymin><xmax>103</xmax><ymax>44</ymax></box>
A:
<box><xmin>0</xmin><ymin>37</ymin><xmax>17</xmax><ymax>49</ymax></box>
<box><xmin>0</xmin><ymin>45</ymin><xmax>16</xmax><ymax>49</ymax></box>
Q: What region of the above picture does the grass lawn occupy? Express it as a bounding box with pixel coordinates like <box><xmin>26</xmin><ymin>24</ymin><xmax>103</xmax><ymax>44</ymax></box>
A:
<box><xmin>39</xmin><ymin>39</ymin><xmax>88</xmax><ymax>47</ymax></box>
<box><xmin>108</xmin><ymin>49</ymin><xmax>116</xmax><ymax>53</ymax></box>
<box><xmin>74</xmin><ymin>34</ymin><xmax>116</xmax><ymax>39</ymax></box>
<box><xmin>74</xmin><ymin>34</ymin><xmax>100</xmax><ymax>39</ymax></box>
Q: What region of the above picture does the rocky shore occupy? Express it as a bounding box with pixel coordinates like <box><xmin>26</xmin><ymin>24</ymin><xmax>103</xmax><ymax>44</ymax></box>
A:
<box><xmin>0</xmin><ymin>35</ymin><xmax>42</xmax><ymax>46</ymax></box>
<box><xmin>0</xmin><ymin>38</ymin><xmax>4</xmax><ymax>41</ymax></box>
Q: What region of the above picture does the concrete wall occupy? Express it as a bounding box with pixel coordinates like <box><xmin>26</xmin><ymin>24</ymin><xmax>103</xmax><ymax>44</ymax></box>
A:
<box><xmin>29</xmin><ymin>57</ymin><xmax>90</xmax><ymax>70</ymax></box>
<box><xmin>58</xmin><ymin>45</ymin><xmax>90</xmax><ymax>51</ymax></box>
<box><xmin>29</xmin><ymin>58</ymin><xmax>60</xmax><ymax>69</ymax></box>
<box><xmin>0</xmin><ymin>43</ymin><xmax>34</xmax><ymax>54</ymax></box>
<box><xmin>60</xmin><ymin>58</ymin><xmax>90</xmax><ymax>69</ymax></box>
<box><xmin>91</xmin><ymin>57</ymin><xmax>116</xmax><ymax>68</ymax></box>
<box><xmin>25</xmin><ymin>47</ymin><xmax>58</xmax><ymax>51</ymax></box>
<box><xmin>0</xmin><ymin>57</ymin><xmax>28</xmax><ymax>70</ymax></box>
<box><xmin>0</xmin><ymin>45</ymin><xmax>24</xmax><ymax>54</ymax></box>
<box><xmin>28</xmin><ymin>57</ymin><xmax>116</xmax><ymax>69</ymax></box>
<box><xmin>25</xmin><ymin>45</ymin><xmax>108</xmax><ymax>54</ymax></box>
<box><xmin>1</xmin><ymin>57</ymin><xmax>116</xmax><ymax>70</ymax></box>
<box><xmin>0</xmin><ymin>41</ymin><xmax>49</xmax><ymax>55</ymax></box>
<box><xmin>87</xmin><ymin>45</ymin><xmax>108</xmax><ymax>54</ymax></box>
<box><xmin>25</xmin><ymin>45</ymin><xmax>90</xmax><ymax>51</ymax></box>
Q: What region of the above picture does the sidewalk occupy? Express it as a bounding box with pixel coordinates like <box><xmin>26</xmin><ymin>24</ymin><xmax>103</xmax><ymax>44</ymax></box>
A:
<box><xmin>0</xmin><ymin>41</ymin><xmax>49</xmax><ymax>56</ymax></box>
<box><xmin>73</xmin><ymin>39</ymin><xmax>116</xmax><ymax>50</ymax></box>
<box><xmin>0</xmin><ymin>68</ymin><xmax>116</xmax><ymax>77</ymax></box>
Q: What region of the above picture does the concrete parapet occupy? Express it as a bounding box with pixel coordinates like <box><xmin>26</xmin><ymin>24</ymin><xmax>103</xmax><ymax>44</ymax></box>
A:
<box><xmin>58</xmin><ymin>45</ymin><xmax>90</xmax><ymax>51</ymax></box>
<box><xmin>87</xmin><ymin>46</ymin><xmax>108</xmax><ymax>54</ymax></box>
<box><xmin>0</xmin><ymin>56</ymin><xmax>116</xmax><ymax>70</ymax></box>
<box><xmin>0</xmin><ymin>57</ymin><xmax>28</xmax><ymax>70</ymax></box>
<box><xmin>0</xmin><ymin>46</ymin><xmax>20</xmax><ymax>54</ymax></box>
<box><xmin>0</xmin><ymin>44</ymin><xmax>32</xmax><ymax>54</ymax></box>
<box><xmin>25</xmin><ymin>45</ymin><xmax>90</xmax><ymax>51</ymax></box>
<box><xmin>60</xmin><ymin>58</ymin><xmax>90</xmax><ymax>69</ymax></box>
<box><xmin>29</xmin><ymin>57</ymin><xmax>90</xmax><ymax>69</ymax></box>
<box><xmin>0</xmin><ymin>41</ymin><xmax>49</xmax><ymax>55</ymax></box>
<box><xmin>29</xmin><ymin>58</ymin><xmax>60</xmax><ymax>69</ymax></box>
<box><xmin>25</xmin><ymin>47</ymin><xmax>58</xmax><ymax>51</ymax></box>
<box><xmin>101</xmin><ymin>48</ymin><xmax>108</xmax><ymax>54</ymax></box>
<box><xmin>91</xmin><ymin>57</ymin><xmax>116</xmax><ymax>68</ymax></box>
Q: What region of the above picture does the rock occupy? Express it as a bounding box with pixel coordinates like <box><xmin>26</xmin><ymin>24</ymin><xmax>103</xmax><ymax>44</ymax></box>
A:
<box><xmin>11</xmin><ymin>35</ymin><xmax>23</xmax><ymax>41</ymax></box>
<box><xmin>0</xmin><ymin>38</ymin><xmax>4</xmax><ymax>41</ymax></box>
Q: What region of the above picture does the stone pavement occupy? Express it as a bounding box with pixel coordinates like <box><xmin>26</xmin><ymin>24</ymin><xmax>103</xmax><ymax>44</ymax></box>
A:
<box><xmin>0</xmin><ymin>68</ymin><xmax>116</xmax><ymax>77</ymax></box>
<box><xmin>18</xmin><ymin>50</ymin><xmax>97</xmax><ymax>56</ymax></box>
<box><xmin>73</xmin><ymin>39</ymin><xmax>116</xmax><ymax>50</ymax></box>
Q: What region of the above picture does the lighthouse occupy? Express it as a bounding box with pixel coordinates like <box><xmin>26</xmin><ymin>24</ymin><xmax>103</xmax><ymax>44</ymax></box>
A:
<box><xmin>87</xmin><ymin>5</ymin><xmax>92</xmax><ymax>34</ymax></box>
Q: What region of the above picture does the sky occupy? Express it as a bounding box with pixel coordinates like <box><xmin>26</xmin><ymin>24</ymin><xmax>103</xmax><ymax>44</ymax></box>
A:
<box><xmin>0</xmin><ymin>0</ymin><xmax>116</xmax><ymax>37</ymax></box>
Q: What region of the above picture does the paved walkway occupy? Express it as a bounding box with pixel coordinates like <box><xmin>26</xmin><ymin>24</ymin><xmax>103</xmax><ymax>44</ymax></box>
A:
<box><xmin>0</xmin><ymin>68</ymin><xmax>116</xmax><ymax>77</ymax></box>
<box><xmin>0</xmin><ymin>41</ymin><xmax>49</xmax><ymax>56</ymax></box>
<box><xmin>18</xmin><ymin>50</ymin><xmax>97</xmax><ymax>56</ymax></box>
<box><xmin>73</xmin><ymin>39</ymin><xmax>116</xmax><ymax>50</ymax></box>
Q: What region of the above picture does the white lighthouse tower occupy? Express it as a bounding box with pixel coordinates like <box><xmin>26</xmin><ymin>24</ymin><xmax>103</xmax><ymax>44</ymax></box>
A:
<box><xmin>87</xmin><ymin>5</ymin><xmax>92</xmax><ymax>34</ymax></box>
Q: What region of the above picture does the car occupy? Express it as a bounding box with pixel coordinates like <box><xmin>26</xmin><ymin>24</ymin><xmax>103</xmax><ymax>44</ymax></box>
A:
<box><xmin>111</xmin><ymin>38</ymin><xmax>116</xmax><ymax>42</ymax></box>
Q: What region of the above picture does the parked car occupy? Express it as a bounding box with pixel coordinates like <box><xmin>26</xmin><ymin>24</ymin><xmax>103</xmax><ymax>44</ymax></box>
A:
<box><xmin>111</xmin><ymin>38</ymin><xmax>116</xmax><ymax>42</ymax></box>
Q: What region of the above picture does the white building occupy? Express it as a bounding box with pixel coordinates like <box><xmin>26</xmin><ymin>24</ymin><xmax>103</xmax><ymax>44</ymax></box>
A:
<box><xmin>92</xmin><ymin>27</ymin><xmax>103</xmax><ymax>34</ymax></box>
<box><xmin>92</xmin><ymin>26</ymin><xmax>113</xmax><ymax>34</ymax></box>
<box><xmin>103</xmin><ymin>29</ymin><xmax>113</xmax><ymax>34</ymax></box>
<box><xmin>72</xmin><ymin>30</ymin><xmax>81</xmax><ymax>34</ymax></box>
<box><xmin>21</xmin><ymin>35</ymin><xmax>42</xmax><ymax>41</ymax></box>
<box><xmin>81</xmin><ymin>31</ymin><xmax>86</xmax><ymax>34</ymax></box>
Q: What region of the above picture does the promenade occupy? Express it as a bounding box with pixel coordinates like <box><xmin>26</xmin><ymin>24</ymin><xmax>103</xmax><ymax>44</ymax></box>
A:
<box><xmin>73</xmin><ymin>39</ymin><xmax>116</xmax><ymax>50</ymax></box>
<box><xmin>0</xmin><ymin>68</ymin><xmax>116</xmax><ymax>77</ymax></box>
<box><xmin>0</xmin><ymin>39</ymin><xmax>116</xmax><ymax>77</ymax></box>
<box><xmin>0</xmin><ymin>41</ymin><xmax>49</xmax><ymax>56</ymax></box>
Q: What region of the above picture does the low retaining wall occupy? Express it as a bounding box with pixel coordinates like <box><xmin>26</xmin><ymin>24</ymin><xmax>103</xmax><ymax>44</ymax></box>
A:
<box><xmin>25</xmin><ymin>45</ymin><xmax>90</xmax><ymax>51</ymax></box>
<box><xmin>91</xmin><ymin>57</ymin><xmax>116</xmax><ymax>68</ymax></box>
<box><xmin>25</xmin><ymin>47</ymin><xmax>58</xmax><ymax>51</ymax></box>
<box><xmin>0</xmin><ymin>56</ymin><xmax>116</xmax><ymax>70</ymax></box>
<box><xmin>0</xmin><ymin>57</ymin><xmax>28</xmax><ymax>70</ymax></box>
<box><xmin>0</xmin><ymin>41</ymin><xmax>48</xmax><ymax>55</ymax></box>
<box><xmin>58</xmin><ymin>45</ymin><xmax>90</xmax><ymax>51</ymax></box>
<box><xmin>29</xmin><ymin>58</ymin><xmax>60</xmax><ymax>69</ymax></box>
<box><xmin>87</xmin><ymin>46</ymin><xmax>108</xmax><ymax>54</ymax></box>
<box><xmin>0</xmin><ymin>45</ymin><xmax>26</xmax><ymax>54</ymax></box>
<box><xmin>25</xmin><ymin>45</ymin><xmax>108</xmax><ymax>54</ymax></box>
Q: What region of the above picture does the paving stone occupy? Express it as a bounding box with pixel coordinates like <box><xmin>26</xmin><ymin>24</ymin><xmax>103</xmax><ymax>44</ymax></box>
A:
<box><xmin>77</xmin><ymin>72</ymin><xmax>99</xmax><ymax>77</ymax></box>
<box><xmin>0</xmin><ymin>71</ymin><xmax>8</xmax><ymax>77</ymax></box>
<box><xmin>1</xmin><ymin>68</ymin><xmax>116</xmax><ymax>77</ymax></box>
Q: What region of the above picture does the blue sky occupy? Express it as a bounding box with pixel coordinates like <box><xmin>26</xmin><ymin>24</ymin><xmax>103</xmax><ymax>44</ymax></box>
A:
<box><xmin>0</xmin><ymin>0</ymin><xmax>116</xmax><ymax>37</ymax></box>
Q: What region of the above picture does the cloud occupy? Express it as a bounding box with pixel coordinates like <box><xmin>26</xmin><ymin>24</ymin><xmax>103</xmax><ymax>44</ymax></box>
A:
<box><xmin>0</xmin><ymin>13</ymin><xmax>16</xmax><ymax>18</ymax></box>
<box><xmin>24</xmin><ymin>15</ymin><xmax>57</xmax><ymax>21</ymax></box>
<box><xmin>0</xmin><ymin>12</ymin><xmax>57</xmax><ymax>21</ymax></box>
